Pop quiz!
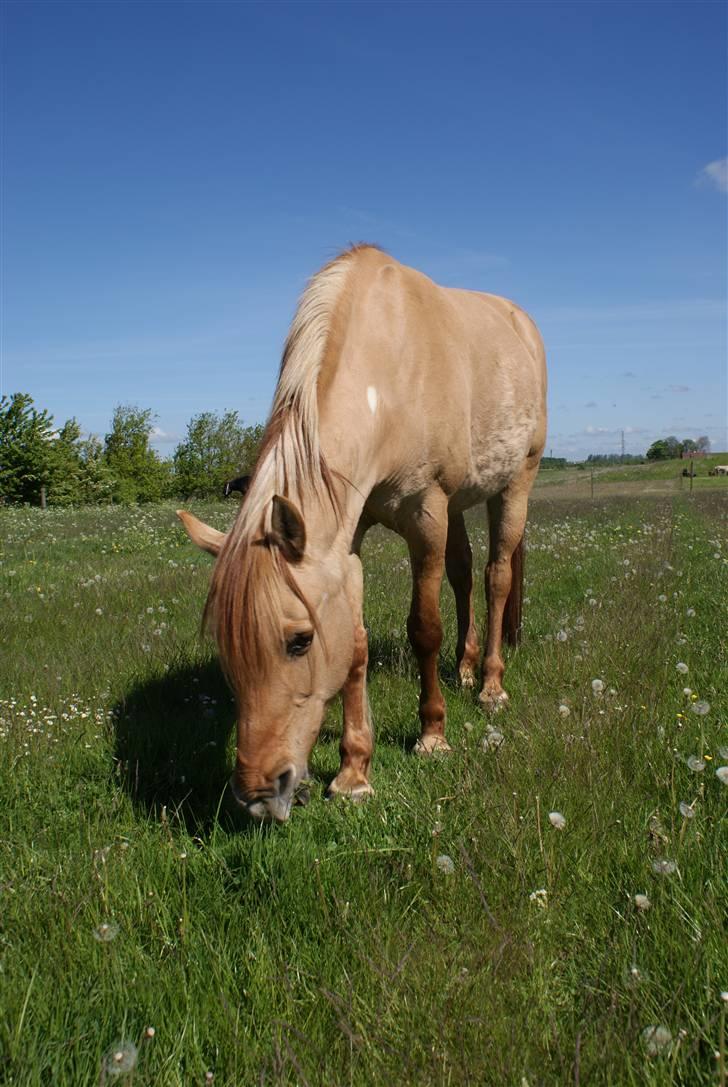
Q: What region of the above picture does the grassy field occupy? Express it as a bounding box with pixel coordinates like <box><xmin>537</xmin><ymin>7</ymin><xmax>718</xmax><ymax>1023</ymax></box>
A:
<box><xmin>535</xmin><ymin>453</ymin><xmax>728</xmax><ymax>496</ymax></box>
<box><xmin>1</xmin><ymin>483</ymin><xmax>727</xmax><ymax>1085</ymax></box>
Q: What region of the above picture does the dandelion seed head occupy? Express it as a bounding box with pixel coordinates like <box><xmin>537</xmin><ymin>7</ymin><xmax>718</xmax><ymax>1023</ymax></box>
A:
<box><xmin>691</xmin><ymin>700</ymin><xmax>710</xmax><ymax>716</ymax></box>
<box><xmin>683</xmin><ymin>687</ymin><xmax>692</xmax><ymax>697</ymax></box>
<box><xmin>556</xmin><ymin>629</ymin><xmax>568</xmax><ymax>642</ymax></box>
<box><xmin>548</xmin><ymin>811</ymin><xmax>566</xmax><ymax>830</ymax></box>
<box><xmin>687</xmin><ymin>755</ymin><xmax>706</xmax><ymax>772</ymax></box>
<box><xmin>642</xmin><ymin>1025</ymin><xmax>672</xmax><ymax>1057</ymax></box>
<box><xmin>558</xmin><ymin>703</ymin><xmax>570</xmax><ymax>718</ymax></box>
<box><xmin>482</xmin><ymin>728</ymin><xmax>504</xmax><ymax>752</ymax></box>
<box><xmin>435</xmin><ymin>854</ymin><xmax>455</xmax><ymax>874</ymax></box>
<box><xmin>715</xmin><ymin>766</ymin><xmax>728</xmax><ymax>785</ymax></box>
<box><xmin>679</xmin><ymin>801</ymin><xmax>695</xmax><ymax>819</ymax></box>
<box><xmin>93</xmin><ymin>920</ymin><xmax>119</xmax><ymax>943</ymax></box>
<box><xmin>651</xmin><ymin>859</ymin><xmax>677</xmax><ymax>875</ymax></box>
<box><xmin>634</xmin><ymin>893</ymin><xmax>651</xmax><ymax>911</ymax></box>
<box><xmin>591</xmin><ymin>678</ymin><xmax>605</xmax><ymax>695</ymax></box>
<box><xmin>103</xmin><ymin>1042</ymin><xmax>138</xmax><ymax>1077</ymax></box>
<box><xmin>676</xmin><ymin>662</ymin><xmax>688</xmax><ymax>674</ymax></box>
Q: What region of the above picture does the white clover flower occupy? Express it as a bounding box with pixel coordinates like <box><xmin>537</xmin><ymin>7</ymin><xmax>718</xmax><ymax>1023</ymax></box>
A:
<box><xmin>651</xmin><ymin>859</ymin><xmax>677</xmax><ymax>875</ymax></box>
<box><xmin>676</xmin><ymin>662</ymin><xmax>688</xmax><ymax>674</ymax></box>
<box><xmin>658</xmin><ymin>594</ymin><xmax>667</xmax><ymax>603</ymax></box>
<box><xmin>687</xmin><ymin>755</ymin><xmax>706</xmax><ymax>772</ymax></box>
<box><xmin>435</xmin><ymin>854</ymin><xmax>455</xmax><ymax>874</ymax></box>
<box><xmin>691</xmin><ymin>701</ymin><xmax>710</xmax><ymax>716</ymax></box>
<box><xmin>529</xmin><ymin>888</ymin><xmax>548</xmax><ymax>908</ymax></box>
<box><xmin>591</xmin><ymin>678</ymin><xmax>605</xmax><ymax>696</ymax></box>
<box><xmin>634</xmin><ymin>893</ymin><xmax>651</xmax><ymax>911</ymax></box>
<box><xmin>103</xmin><ymin>1042</ymin><xmax>138</xmax><ymax>1077</ymax></box>
<box><xmin>679</xmin><ymin>801</ymin><xmax>695</xmax><ymax>819</ymax></box>
<box><xmin>716</xmin><ymin>767</ymin><xmax>728</xmax><ymax>785</ymax></box>
<box><xmin>642</xmin><ymin>1025</ymin><xmax>672</xmax><ymax>1057</ymax></box>
<box><xmin>548</xmin><ymin>811</ymin><xmax>566</xmax><ymax>830</ymax></box>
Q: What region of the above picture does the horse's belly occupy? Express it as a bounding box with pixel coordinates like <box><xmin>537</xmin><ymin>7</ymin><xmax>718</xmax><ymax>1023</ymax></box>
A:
<box><xmin>453</xmin><ymin>417</ymin><xmax>537</xmax><ymax>510</ymax></box>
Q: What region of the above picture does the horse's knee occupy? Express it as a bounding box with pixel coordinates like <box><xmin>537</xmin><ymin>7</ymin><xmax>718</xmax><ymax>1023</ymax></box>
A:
<box><xmin>407</xmin><ymin>612</ymin><xmax>442</xmax><ymax>658</ymax></box>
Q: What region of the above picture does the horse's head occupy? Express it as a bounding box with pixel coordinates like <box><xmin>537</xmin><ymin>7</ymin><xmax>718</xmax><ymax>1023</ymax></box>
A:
<box><xmin>177</xmin><ymin>497</ymin><xmax>357</xmax><ymax>822</ymax></box>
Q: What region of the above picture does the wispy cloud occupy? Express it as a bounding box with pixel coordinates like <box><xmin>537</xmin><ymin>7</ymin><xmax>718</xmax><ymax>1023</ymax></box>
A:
<box><xmin>696</xmin><ymin>157</ymin><xmax>728</xmax><ymax>194</ymax></box>
<box><xmin>151</xmin><ymin>426</ymin><xmax>179</xmax><ymax>445</ymax></box>
<box><xmin>667</xmin><ymin>384</ymin><xmax>691</xmax><ymax>394</ymax></box>
<box><xmin>584</xmin><ymin>401</ymin><xmax>598</xmax><ymax>408</ymax></box>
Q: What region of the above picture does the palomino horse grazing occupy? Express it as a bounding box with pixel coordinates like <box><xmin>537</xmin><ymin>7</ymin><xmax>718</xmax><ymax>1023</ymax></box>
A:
<box><xmin>178</xmin><ymin>245</ymin><xmax>547</xmax><ymax>822</ymax></box>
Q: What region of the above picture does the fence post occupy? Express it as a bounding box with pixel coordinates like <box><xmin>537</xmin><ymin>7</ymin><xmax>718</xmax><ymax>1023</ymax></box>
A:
<box><xmin>590</xmin><ymin>467</ymin><xmax>594</xmax><ymax>499</ymax></box>
<box><xmin>40</xmin><ymin>485</ymin><xmax>47</xmax><ymax>510</ymax></box>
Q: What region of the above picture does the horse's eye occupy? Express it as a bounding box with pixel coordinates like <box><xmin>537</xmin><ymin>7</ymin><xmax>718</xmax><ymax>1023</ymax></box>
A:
<box><xmin>286</xmin><ymin>631</ymin><xmax>313</xmax><ymax>658</ymax></box>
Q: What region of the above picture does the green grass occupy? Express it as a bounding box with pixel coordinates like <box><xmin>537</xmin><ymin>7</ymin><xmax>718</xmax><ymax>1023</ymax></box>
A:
<box><xmin>1</xmin><ymin>489</ymin><xmax>726</xmax><ymax>1086</ymax></box>
<box><xmin>534</xmin><ymin>453</ymin><xmax>728</xmax><ymax>494</ymax></box>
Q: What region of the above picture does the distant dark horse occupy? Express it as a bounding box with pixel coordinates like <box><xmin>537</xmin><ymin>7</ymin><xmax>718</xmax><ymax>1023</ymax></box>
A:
<box><xmin>223</xmin><ymin>475</ymin><xmax>251</xmax><ymax>499</ymax></box>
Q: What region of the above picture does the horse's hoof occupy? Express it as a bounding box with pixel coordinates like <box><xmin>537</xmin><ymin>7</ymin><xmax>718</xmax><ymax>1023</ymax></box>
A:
<box><xmin>478</xmin><ymin>690</ymin><xmax>509</xmax><ymax>712</ymax></box>
<box><xmin>325</xmin><ymin>778</ymin><xmax>374</xmax><ymax>802</ymax></box>
<box><xmin>413</xmin><ymin>734</ymin><xmax>452</xmax><ymax>756</ymax></box>
<box><xmin>458</xmin><ymin>666</ymin><xmax>476</xmax><ymax>689</ymax></box>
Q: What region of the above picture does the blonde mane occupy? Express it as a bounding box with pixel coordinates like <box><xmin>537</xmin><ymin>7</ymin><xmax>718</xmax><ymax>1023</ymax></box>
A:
<box><xmin>206</xmin><ymin>245</ymin><xmax>374</xmax><ymax>690</ymax></box>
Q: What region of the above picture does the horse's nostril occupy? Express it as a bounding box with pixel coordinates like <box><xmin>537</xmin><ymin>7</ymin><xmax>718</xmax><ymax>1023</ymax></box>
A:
<box><xmin>274</xmin><ymin>766</ymin><xmax>295</xmax><ymax>798</ymax></box>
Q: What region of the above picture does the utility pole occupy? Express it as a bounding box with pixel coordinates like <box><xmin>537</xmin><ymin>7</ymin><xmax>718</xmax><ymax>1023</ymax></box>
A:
<box><xmin>620</xmin><ymin>429</ymin><xmax>625</xmax><ymax>461</ymax></box>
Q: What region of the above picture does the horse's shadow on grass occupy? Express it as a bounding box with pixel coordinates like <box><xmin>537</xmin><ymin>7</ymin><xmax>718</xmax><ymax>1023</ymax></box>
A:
<box><xmin>112</xmin><ymin>640</ymin><xmax>468</xmax><ymax>832</ymax></box>
<box><xmin>112</xmin><ymin>657</ymin><xmax>248</xmax><ymax>833</ymax></box>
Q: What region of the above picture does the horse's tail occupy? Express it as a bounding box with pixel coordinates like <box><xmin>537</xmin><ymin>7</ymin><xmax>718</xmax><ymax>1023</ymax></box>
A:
<box><xmin>503</xmin><ymin>536</ymin><xmax>524</xmax><ymax>647</ymax></box>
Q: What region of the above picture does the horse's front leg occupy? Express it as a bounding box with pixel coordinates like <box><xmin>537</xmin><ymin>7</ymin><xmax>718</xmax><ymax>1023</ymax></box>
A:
<box><xmin>327</xmin><ymin>555</ymin><xmax>374</xmax><ymax>799</ymax></box>
<box><xmin>406</xmin><ymin>497</ymin><xmax>450</xmax><ymax>754</ymax></box>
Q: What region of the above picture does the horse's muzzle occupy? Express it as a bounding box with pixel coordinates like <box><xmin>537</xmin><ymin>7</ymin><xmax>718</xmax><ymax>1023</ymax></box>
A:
<box><xmin>229</xmin><ymin>763</ymin><xmax>301</xmax><ymax>823</ymax></box>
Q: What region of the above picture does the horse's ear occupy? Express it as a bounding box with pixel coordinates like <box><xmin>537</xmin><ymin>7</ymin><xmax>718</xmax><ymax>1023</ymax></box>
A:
<box><xmin>270</xmin><ymin>495</ymin><xmax>306</xmax><ymax>563</ymax></box>
<box><xmin>176</xmin><ymin>510</ymin><xmax>226</xmax><ymax>557</ymax></box>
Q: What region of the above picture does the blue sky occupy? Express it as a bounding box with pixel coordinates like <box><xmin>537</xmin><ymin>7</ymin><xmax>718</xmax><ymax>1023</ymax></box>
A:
<box><xmin>2</xmin><ymin>0</ymin><xmax>726</xmax><ymax>459</ymax></box>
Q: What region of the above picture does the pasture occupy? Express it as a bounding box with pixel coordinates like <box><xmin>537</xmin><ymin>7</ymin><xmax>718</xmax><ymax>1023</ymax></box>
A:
<box><xmin>1</xmin><ymin>486</ymin><xmax>726</xmax><ymax>1085</ymax></box>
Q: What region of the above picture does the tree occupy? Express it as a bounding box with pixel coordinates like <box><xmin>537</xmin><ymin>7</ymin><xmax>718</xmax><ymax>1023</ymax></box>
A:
<box><xmin>696</xmin><ymin>435</ymin><xmax>711</xmax><ymax>453</ymax></box>
<box><xmin>0</xmin><ymin>393</ymin><xmax>56</xmax><ymax>503</ymax></box>
<box><xmin>664</xmin><ymin>435</ymin><xmax>683</xmax><ymax>458</ymax></box>
<box><xmin>173</xmin><ymin>411</ymin><xmax>264</xmax><ymax>498</ymax></box>
<box><xmin>103</xmin><ymin>405</ymin><xmax>171</xmax><ymax>503</ymax></box>
<box><xmin>646</xmin><ymin>439</ymin><xmax>670</xmax><ymax>461</ymax></box>
<box><xmin>681</xmin><ymin>438</ymin><xmax>697</xmax><ymax>456</ymax></box>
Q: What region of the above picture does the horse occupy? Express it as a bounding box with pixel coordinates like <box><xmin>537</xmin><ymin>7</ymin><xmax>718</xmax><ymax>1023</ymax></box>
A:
<box><xmin>223</xmin><ymin>474</ymin><xmax>251</xmax><ymax>499</ymax></box>
<box><xmin>177</xmin><ymin>245</ymin><xmax>547</xmax><ymax>822</ymax></box>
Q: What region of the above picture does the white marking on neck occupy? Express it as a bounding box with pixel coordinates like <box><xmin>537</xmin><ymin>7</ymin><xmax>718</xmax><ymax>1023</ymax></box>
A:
<box><xmin>367</xmin><ymin>386</ymin><xmax>378</xmax><ymax>414</ymax></box>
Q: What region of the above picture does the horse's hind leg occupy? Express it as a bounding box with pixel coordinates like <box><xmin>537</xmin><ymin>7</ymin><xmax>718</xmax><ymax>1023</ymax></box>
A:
<box><xmin>404</xmin><ymin>492</ymin><xmax>451</xmax><ymax>754</ymax></box>
<box><xmin>479</xmin><ymin>461</ymin><xmax>538</xmax><ymax>710</ymax></box>
<box><xmin>445</xmin><ymin>512</ymin><xmax>480</xmax><ymax>688</ymax></box>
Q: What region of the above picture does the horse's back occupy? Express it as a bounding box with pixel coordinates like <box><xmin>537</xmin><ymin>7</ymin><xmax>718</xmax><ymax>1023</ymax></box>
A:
<box><xmin>320</xmin><ymin>249</ymin><xmax>547</xmax><ymax>520</ymax></box>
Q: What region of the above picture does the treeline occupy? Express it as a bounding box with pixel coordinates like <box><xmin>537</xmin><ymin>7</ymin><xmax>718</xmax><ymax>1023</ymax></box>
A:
<box><xmin>584</xmin><ymin>454</ymin><xmax>644</xmax><ymax>466</ymax></box>
<box><xmin>0</xmin><ymin>393</ymin><xmax>263</xmax><ymax>506</ymax></box>
<box><xmin>646</xmin><ymin>435</ymin><xmax>711</xmax><ymax>460</ymax></box>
